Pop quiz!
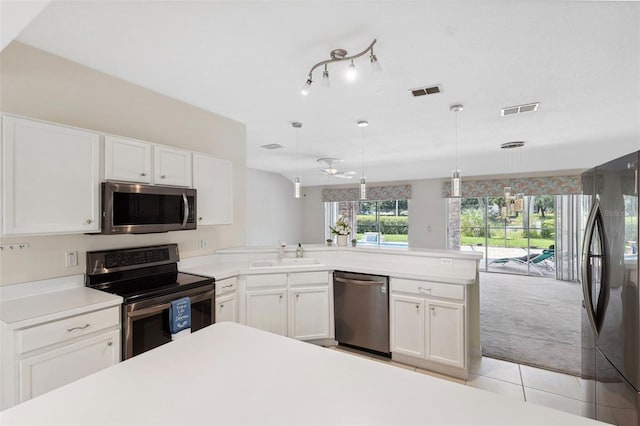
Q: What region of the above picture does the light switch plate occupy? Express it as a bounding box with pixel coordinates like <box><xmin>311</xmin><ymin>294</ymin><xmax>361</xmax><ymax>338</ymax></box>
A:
<box><xmin>65</xmin><ymin>251</ymin><xmax>78</xmax><ymax>267</ymax></box>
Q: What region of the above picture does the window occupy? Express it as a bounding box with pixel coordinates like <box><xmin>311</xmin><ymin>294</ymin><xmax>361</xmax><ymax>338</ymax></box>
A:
<box><xmin>325</xmin><ymin>200</ymin><xmax>408</xmax><ymax>247</ymax></box>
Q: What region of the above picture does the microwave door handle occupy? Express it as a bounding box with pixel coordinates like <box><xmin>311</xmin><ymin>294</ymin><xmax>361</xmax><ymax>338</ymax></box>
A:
<box><xmin>182</xmin><ymin>193</ymin><xmax>189</xmax><ymax>227</ymax></box>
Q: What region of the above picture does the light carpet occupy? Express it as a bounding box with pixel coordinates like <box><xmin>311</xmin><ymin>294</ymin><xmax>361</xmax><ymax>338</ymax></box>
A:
<box><xmin>479</xmin><ymin>271</ymin><xmax>583</xmax><ymax>376</ymax></box>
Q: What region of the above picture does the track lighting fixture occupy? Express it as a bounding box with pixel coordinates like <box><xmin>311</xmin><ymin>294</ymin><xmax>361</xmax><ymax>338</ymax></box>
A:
<box><xmin>301</xmin><ymin>39</ymin><xmax>380</xmax><ymax>96</ymax></box>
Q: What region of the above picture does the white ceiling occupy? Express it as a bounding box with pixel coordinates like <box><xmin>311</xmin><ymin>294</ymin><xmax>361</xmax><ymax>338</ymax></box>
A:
<box><xmin>5</xmin><ymin>0</ymin><xmax>640</xmax><ymax>186</ymax></box>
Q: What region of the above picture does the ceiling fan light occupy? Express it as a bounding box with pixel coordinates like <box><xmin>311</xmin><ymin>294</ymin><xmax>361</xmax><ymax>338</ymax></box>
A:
<box><xmin>322</xmin><ymin>66</ymin><xmax>330</xmax><ymax>88</ymax></box>
<box><xmin>346</xmin><ymin>60</ymin><xmax>357</xmax><ymax>82</ymax></box>
<box><xmin>370</xmin><ymin>54</ymin><xmax>382</xmax><ymax>73</ymax></box>
<box><xmin>301</xmin><ymin>78</ymin><xmax>312</xmax><ymax>96</ymax></box>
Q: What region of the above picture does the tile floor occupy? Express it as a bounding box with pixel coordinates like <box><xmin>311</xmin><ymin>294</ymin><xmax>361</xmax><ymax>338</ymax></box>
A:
<box><xmin>329</xmin><ymin>345</ymin><xmax>616</xmax><ymax>425</ymax></box>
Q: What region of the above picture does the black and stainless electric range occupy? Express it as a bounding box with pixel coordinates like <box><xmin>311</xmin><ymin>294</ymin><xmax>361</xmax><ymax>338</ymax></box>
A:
<box><xmin>86</xmin><ymin>244</ymin><xmax>215</xmax><ymax>360</ymax></box>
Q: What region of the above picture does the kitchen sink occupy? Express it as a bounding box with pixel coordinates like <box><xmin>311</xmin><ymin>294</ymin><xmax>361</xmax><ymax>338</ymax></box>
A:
<box><xmin>249</xmin><ymin>258</ymin><xmax>321</xmax><ymax>268</ymax></box>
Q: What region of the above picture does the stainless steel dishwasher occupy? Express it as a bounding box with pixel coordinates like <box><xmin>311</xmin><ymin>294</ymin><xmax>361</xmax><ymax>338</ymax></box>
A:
<box><xmin>333</xmin><ymin>271</ymin><xmax>390</xmax><ymax>356</ymax></box>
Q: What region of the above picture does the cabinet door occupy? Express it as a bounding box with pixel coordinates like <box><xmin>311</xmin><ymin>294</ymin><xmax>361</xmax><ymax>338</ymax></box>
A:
<box><xmin>104</xmin><ymin>135</ymin><xmax>152</xmax><ymax>183</ymax></box>
<box><xmin>390</xmin><ymin>295</ymin><xmax>425</xmax><ymax>358</ymax></box>
<box><xmin>192</xmin><ymin>153</ymin><xmax>233</xmax><ymax>225</ymax></box>
<box><xmin>1</xmin><ymin>116</ymin><xmax>100</xmax><ymax>235</ymax></box>
<box><xmin>245</xmin><ymin>288</ymin><xmax>287</xmax><ymax>336</ymax></box>
<box><xmin>154</xmin><ymin>145</ymin><xmax>191</xmax><ymax>187</ymax></box>
<box><xmin>19</xmin><ymin>330</ymin><xmax>119</xmax><ymax>402</ymax></box>
<box><xmin>290</xmin><ymin>286</ymin><xmax>330</xmax><ymax>340</ymax></box>
<box><xmin>426</xmin><ymin>300</ymin><xmax>464</xmax><ymax>368</ymax></box>
<box><xmin>216</xmin><ymin>292</ymin><xmax>238</xmax><ymax>323</ymax></box>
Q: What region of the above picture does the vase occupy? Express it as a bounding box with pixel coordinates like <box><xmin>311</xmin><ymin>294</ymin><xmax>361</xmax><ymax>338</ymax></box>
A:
<box><xmin>336</xmin><ymin>235</ymin><xmax>348</xmax><ymax>247</ymax></box>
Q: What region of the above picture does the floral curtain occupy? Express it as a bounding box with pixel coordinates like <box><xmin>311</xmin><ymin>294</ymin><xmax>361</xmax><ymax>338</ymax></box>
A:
<box><xmin>441</xmin><ymin>175</ymin><xmax>581</xmax><ymax>198</ymax></box>
<box><xmin>322</xmin><ymin>184</ymin><xmax>412</xmax><ymax>202</ymax></box>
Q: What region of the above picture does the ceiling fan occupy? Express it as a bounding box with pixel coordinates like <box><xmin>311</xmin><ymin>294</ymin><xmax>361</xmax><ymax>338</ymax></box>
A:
<box><xmin>317</xmin><ymin>158</ymin><xmax>357</xmax><ymax>179</ymax></box>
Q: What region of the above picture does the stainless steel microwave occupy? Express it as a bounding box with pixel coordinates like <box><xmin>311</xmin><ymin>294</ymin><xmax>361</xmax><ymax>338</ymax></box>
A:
<box><xmin>101</xmin><ymin>182</ymin><xmax>196</xmax><ymax>234</ymax></box>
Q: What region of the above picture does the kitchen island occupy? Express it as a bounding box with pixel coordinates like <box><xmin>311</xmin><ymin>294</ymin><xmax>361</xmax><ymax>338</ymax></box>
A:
<box><xmin>0</xmin><ymin>322</ymin><xmax>605</xmax><ymax>425</ymax></box>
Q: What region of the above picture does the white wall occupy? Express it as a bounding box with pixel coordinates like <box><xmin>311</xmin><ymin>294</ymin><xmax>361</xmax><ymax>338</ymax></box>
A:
<box><xmin>0</xmin><ymin>42</ymin><xmax>247</xmax><ymax>285</ymax></box>
<box><xmin>300</xmin><ymin>179</ymin><xmax>448</xmax><ymax>249</ymax></box>
<box><xmin>246</xmin><ymin>169</ymin><xmax>303</xmax><ymax>246</ymax></box>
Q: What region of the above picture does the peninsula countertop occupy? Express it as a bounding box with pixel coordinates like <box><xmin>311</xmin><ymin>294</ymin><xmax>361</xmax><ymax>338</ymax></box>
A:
<box><xmin>0</xmin><ymin>322</ymin><xmax>605</xmax><ymax>426</ymax></box>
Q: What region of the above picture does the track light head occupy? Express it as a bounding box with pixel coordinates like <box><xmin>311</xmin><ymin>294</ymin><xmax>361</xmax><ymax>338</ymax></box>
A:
<box><xmin>301</xmin><ymin>77</ymin><xmax>312</xmax><ymax>96</ymax></box>
<box><xmin>346</xmin><ymin>60</ymin><xmax>357</xmax><ymax>82</ymax></box>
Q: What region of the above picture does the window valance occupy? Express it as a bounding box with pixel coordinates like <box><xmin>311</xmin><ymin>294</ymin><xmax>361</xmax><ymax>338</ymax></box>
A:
<box><xmin>322</xmin><ymin>184</ymin><xmax>412</xmax><ymax>202</ymax></box>
<box><xmin>441</xmin><ymin>175</ymin><xmax>581</xmax><ymax>198</ymax></box>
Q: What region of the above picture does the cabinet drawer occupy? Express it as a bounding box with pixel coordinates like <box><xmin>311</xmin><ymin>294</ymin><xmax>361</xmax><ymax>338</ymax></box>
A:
<box><xmin>18</xmin><ymin>307</ymin><xmax>120</xmax><ymax>354</ymax></box>
<box><xmin>245</xmin><ymin>274</ymin><xmax>287</xmax><ymax>288</ymax></box>
<box><xmin>391</xmin><ymin>278</ymin><xmax>464</xmax><ymax>301</ymax></box>
<box><xmin>289</xmin><ymin>271</ymin><xmax>329</xmax><ymax>286</ymax></box>
<box><xmin>216</xmin><ymin>277</ymin><xmax>238</xmax><ymax>295</ymax></box>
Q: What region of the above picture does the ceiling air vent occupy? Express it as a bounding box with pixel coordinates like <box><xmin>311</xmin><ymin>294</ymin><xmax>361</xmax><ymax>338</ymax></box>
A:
<box><xmin>501</xmin><ymin>102</ymin><xmax>540</xmax><ymax>117</ymax></box>
<box><xmin>261</xmin><ymin>143</ymin><xmax>283</xmax><ymax>150</ymax></box>
<box><xmin>409</xmin><ymin>84</ymin><xmax>441</xmax><ymax>97</ymax></box>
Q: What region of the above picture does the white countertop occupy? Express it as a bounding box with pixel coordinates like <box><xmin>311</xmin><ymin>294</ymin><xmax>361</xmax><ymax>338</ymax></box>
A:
<box><xmin>0</xmin><ymin>322</ymin><xmax>603</xmax><ymax>425</ymax></box>
<box><xmin>1</xmin><ymin>286</ymin><xmax>122</xmax><ymax>329</ymax></box>
<box><xmin>181</xmin><ymin>247</ymin><xmax>480</xmax><ymax>285</ymax></box>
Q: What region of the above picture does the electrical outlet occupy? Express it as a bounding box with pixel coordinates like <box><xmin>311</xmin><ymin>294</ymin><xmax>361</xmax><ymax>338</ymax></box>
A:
<box><xmin>65</xmin><ymin>251</ymin><xmax>78</xmax><ymax>267</ymax></box>
<box><xmin>198</xmin><ymin>239</ymin><xmax>208</xmax><ymax>249</ymax></box>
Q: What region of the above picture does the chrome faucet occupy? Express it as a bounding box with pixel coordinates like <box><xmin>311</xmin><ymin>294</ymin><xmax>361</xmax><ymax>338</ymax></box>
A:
<box><xmin>278</xmin><ymin>241</ymin><xmax>287</xmax><ymax>259</ymax></box>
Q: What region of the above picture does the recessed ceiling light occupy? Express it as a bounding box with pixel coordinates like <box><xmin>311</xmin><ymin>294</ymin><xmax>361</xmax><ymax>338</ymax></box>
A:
<box><xmin>501</xmin><ymin>102</ymin><xmax>540</xmax><ymax>116</ymax></box>
<box><xmin>261</xmin><ymin>143</ymin><xmax>283</xmax><ymax>150</ymax></box>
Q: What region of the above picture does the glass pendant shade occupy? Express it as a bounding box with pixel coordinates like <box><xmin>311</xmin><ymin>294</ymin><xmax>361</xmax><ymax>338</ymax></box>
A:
<box><xmin>360</xmin><ymin>177</ymin><xmax>367</xmax><ymax>200</ymax></box>
<box><xmin>294</xmin><ymin>177</ymin><xmax>301</xmax><ymax>198</ymax></box>
<box><xmin>322</xmin><ymin>66</ymin><xmax>330</xmax><ymax>87</ymax></box>
<box><xmin>300</xmin><ymin>79</ymin><xmax>312</xmax><ymax>96</ymax></box>
<box><xmin>451</xmin><ymin>170</ymin><xmax>461</xmax><ymax>198</ymax></box>
<box><xmin>346</xmin><ymin>61</ymin><xmax>357</xmax><ymax>81</ymax></box>
<box><xmin>514</xmin><ymin>193</ymin><xmax>524</xmax><ymax>212</ymax></box>
<box><xmin>504</xmin><ymin>186</ymin><xmax>512</xmax><ymax>199</ymax></box>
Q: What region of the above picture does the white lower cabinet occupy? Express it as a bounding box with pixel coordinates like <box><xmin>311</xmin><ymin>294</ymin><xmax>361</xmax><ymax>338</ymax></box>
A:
<box><xmin>241</xmin><ymin>271</ymin><xmax>333</xmax><ymax>342</ymax></box>
<box><xmin>290</xmin><ymin>286</ymin><xmax>330</xmax><ymax>341</ymax></box>
<box><xmin>390</xmin><ymin>278</ymin><xmax>467</xmax><ymax>372</ymax></box>
<box><xmin>1</xmin><ymin>305</ymin><xmax>121</xmax><ymax>409</ymax></box>
<box><xmin>245</xmin><ymin>288</ymin><xmax>288</xmax><ymax>336</ymax></box>
<box><xmin>215</xmin><ymin>277</ymin><xmax>238</xmax><ymax>323</ymax></box>
<box><xmin>215</xmin><ymin>293</ymin><xmax>238</xmax><ymax>323</ymax></box>
<box><xmin>390</xmin><ymin>295</ymin><xmax>425</xmax><ymax>358</ymax></box>
<box><xmin>426</xmin><ymin>300</ymin><xmax>464</xmax><ymax>368</ymax></box>
<box><xmin>19</xmin><ymin>330</ymin><xmax>119</xmax><ymax>401</ymax></box>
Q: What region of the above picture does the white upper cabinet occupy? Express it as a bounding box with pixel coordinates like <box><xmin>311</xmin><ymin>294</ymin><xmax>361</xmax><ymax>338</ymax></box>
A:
<box><xmin>1</xmin><ymin>116</ymin><xmax>100</xmax><ymax>235</ymax></box>
<box><xmin>104</xmin><ymin>135</ymin><xmax>152</xmax><ymax>183</ymax></box>
<box><xmin>192</xmin><ymin>153</ymin><xmax>233</xmax><ymax>225</ymax></box>
<box><xmin>154</xmin><ymin>145</ymin><xmax>191</xmax><ymax>187</ymax></box>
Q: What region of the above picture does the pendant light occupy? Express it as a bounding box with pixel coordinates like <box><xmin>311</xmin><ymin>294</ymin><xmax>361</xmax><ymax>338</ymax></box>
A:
<box><xmin>357</xmin><ymin>120</ymin><xmax>368</xmax><ymax>200</ymax></box>
<box><xmin>500</xmin><ymin>141</ymin><xmax>525</xmax><ymax>217</ymax></box>
<box><xmin>450</xmin><ymin>104</ymin><xmax>464</xmax><ymax>198</ymax></box>
<box><xmin>292</xmin><ymin>122</ymin><xmax>302</xmax><ymax>198</ymax></box>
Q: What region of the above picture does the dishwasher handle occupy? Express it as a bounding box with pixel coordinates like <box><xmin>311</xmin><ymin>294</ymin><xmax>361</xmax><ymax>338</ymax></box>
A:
<box><xmin>334</xmin><ymin>276</ymin><xmax>386</xmax><ymax>286</ymax></box>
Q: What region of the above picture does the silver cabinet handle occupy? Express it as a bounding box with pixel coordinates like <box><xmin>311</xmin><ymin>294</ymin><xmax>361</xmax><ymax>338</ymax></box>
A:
<box><xmin>222</xmin><ymin>284</ymin><xmax>233</xmax><ymax>289</ymax></box>
<box><xmin>415</xmin><ymin>304</ymin><xmax>420</xmax><ymax>311</ymax></box>
<box><xmin>67</xmin><ymin>323</ymin><xmax>90</xmax><ymax>332</ymax></box>
<box><xmin>296</xmin><ymin>294</ymin><xmax>300</xmax><ymax>301</ymax></box>
<box><xmin>430</xmin><ymin>307</ymin><xmax>436</xmax><ymax>312</ymax></box>
<box><xmin>161</xmin><ymin>174</ymin><xmax>166</xmax><ymax>179</ymax></box>
<box><xmin>107</xmin><ymin>341</ymin><xmax>112</xmax><ymax>347</ymax></box>
<box><xmin>219</xmin><ymin>304</ymin><xmax>225</xmax><ymax>311</ymax></box>
<box><xmin>86</xmin><ymin>219</ymin><xmax>92</xmax><ymax>224</ymax></box>
<box><xmin>418</xmin><ymin>286</ymin><xmax>432</xmax><ymax>293</ymax></box>
<box><xmin>140</xmin><ymin>172</ymin><xmax>146</xmax><ymax>177</ymax></box>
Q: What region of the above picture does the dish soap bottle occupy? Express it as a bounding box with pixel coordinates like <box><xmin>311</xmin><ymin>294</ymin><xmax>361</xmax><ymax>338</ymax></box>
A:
<box><xmin>296</xmin><ymin>243</ymin><xmax>304</xmax><ymax>258</ymax></box>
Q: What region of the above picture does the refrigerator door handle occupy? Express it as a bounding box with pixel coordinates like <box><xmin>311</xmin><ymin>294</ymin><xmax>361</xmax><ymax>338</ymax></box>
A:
<box><xmin>581</xmin><ymin>199</ymin><xmax>600</xmax><ymax>336</ymax></box>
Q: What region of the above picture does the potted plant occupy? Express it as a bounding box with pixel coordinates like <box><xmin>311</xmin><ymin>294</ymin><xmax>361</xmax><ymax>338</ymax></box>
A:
<box><xmin>326</xmin><ymin>239</ymin><xmax>333</xmax><ymax>246</ymax></box>
<box><xmin>330</xmin><ymin>216</ymin><xmax>351</xmax><ymax>247</ymax></box>
<box><xmin>351</xmin><ymin>238</ymin><xmax>357</xmax><ymax>247</ymax></box>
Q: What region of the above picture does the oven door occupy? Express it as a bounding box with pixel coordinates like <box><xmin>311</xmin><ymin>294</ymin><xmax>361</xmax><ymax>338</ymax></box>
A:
<box><xmin>123</xmin><ymin>285</ymin><xmax>214</xmax><ymax>360</ymax></box>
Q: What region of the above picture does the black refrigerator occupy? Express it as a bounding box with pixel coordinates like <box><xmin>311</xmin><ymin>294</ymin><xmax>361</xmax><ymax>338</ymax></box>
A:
<box><xmin>582</xmin><ymin>151</ymin><xmax>639</xmax><ymax>425</ymax></box>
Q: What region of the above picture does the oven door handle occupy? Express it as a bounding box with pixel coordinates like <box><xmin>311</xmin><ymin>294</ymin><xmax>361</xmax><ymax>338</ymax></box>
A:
<box><xmin>128</xmin><ymin>288</ymin><xmax>215</xmax><ymax>319</ymax></box>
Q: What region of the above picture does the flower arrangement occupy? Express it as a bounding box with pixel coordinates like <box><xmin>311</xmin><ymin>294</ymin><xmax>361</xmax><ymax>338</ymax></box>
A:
<box><xmin>330</xmin><ymin>216</ymin><xmax>351</xmax><ymax>236</ymax></box>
